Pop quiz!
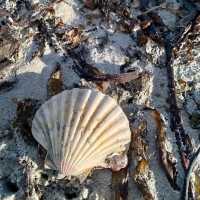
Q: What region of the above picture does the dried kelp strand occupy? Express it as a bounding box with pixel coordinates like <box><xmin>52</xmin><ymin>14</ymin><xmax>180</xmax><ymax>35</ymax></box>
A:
<box><xmin>47</xmin><ymin>63</ymin><xmax>64</xmax><ymax>98</ymax></box>
<box><xmin>151</xmin><ymin>109</ymin><xmax>179</xmax><ymax>190</ymax></box>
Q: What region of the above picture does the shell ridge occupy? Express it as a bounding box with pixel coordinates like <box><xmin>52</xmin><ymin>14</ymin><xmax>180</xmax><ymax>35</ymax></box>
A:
<box><xmin>44</xmin><ymin>102</ymin><xmax>58</xmax><ymax>168</ymax></box>
<box><xmin>64</xmin><ymin>89</ymin><xmax>88</xmax><ymax>174</ymax></box>
<box><xmin>81</xmin><ymin>130</ymin><xmax>130</xmax><ymax>163</ymax></box>
<box><xmin>89</xmin><ymin>137</ymin><xmax>130</xmax><ymax>159</ymax></box>
<box><xmin>76</xmin><ymin>137</ymin><xmax>130</xmax><ymax>173</ymax></box>
<box><xmin>62</xmin><ymin>90</ymin><xmax>79</xmax><ymax>174</ymax></box>
<box><xmin>70</xmin><ymin>96</ymin><xmax>116</xmax><ymax>169</ymax></box>
<box><xmin>32</xmin><ymin>109</ymin><xmax>51</xmax><ymax>148</ymax></box>
<box><xmin>57</xmin><ymin>92</ymin><xmax>67</xmax><ymax>171</ymax></box>
<box><xmin>75</xmin><ymin>140</ymin><xmax>129</xmax><ymax>175</ymax></box>
<box><xmin>42</xmin><ymin>95</ymin><xmax>63</xmax><ymax>169</ymax></box>
<box><xmin>45</xmin><ymin>153</ymin><xmax>58</xmax><ymax>170</ymax></box>
<box><xmin>74</xmin><ymin>119</ymin><xmax>129</xmax><ymax>168</ymax></box>
<box><xmin>77</xmin><ymin>124</ymin><xmax>129</xmax><ymax>165</ymax></box>
<box><xmin>67</xmin><ymin>91</ymin><xmax>105</xmax><ymax>172</ymax></box>
<box><xmin>37</xmin><ymin>107</ymin><xmax>55</xmax><ymax>164</ymax></box>
<box><xmin>49</xmin><ymin>95</ymin><xmax>64</xmax><ymax>168</ymax></box>
<box><xmin>32</xmin><ymin>117</ymin><xmax>48</xmax><ymax>149</ymax></box>
<box><xmin>66</xmin><ymin>89</ymin><xmax>92</xmax><ymax>174</ymax></box>
<box><xmin>61</xmin><ymin>90</ymin><xmax>74</xmax><ymax>173</ymax></box>
<box><xmin>85</xmin><ymin>107</ymin><xmax>122</xmax><ymax>143</ymax></box>
<box><xmin>71</xmin><ymin>109</ymin><xmax>122</xmax><ymax>168</ymax></box>
<box><xmin>52</xmin><ymin>94</ymin><xmax>62</xmax><ymax>168</ymax></box>
<box><xmin>59</xmin><ymin>91</ymin><xmax>71</xmax><ymax>173</ymax></box>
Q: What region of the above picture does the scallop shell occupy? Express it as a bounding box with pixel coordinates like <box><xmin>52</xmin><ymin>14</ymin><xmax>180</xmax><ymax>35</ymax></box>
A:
<box><xmin>32</xmin><ymin>88</ymin><xmax>131</xmax><ymax>177</ymax></box>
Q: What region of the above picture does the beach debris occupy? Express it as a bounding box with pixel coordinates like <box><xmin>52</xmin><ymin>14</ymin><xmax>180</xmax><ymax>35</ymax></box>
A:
<box><xmin>151</xmin><ymin>109</ymin><xmax>179</xmax><ymax>190</ymax></box>
<box><xmin>27</xmin><ymin>32</ymin><xmax>45</xmax><ymax>62</ymax></box>
<box><xmin>133</xmin><ymin>159</ymin><xmax>154</xmax><ymax>200</ymax></box>
<box><xmin>164</xmin><ymin>14</ymin><xmax>199</xmax><ymax>172</ymax></box>
<box><xmin>130</xmin><ymin>121</ymin><xmax>155</xmax><ymax>200</ymax></box>
<box><xmin>0</xmin><ymin>0</ymin><xmax>199</xmax><ymax>199</ymax></box>
<box><xmin>36</xmin><ymin>19</ymin><xmax>62</xmax><ymax>53</ymax></box>
<box><xmin>111</xmin><ymin>167</ymin><xmax>128</xmax><ymax>200</ymax></box>
<box><xmin>13</xmin><ymin>98</ymin><xmax>41</xmax><ymax>142</ymax></box>
<box><xmin>173</xmin><ymin>14</ymin><xmax>200</xmax><ymax>131</ymax></box>
<box><xmin>137</xmin><ymin>31</ymin><xmax>149</xmax><ymax>46</ymax></box>
<box><xmin>47</xmin><ymin>63</ymin><xmax>64</xmax><ymax>98</ymax></box>
<box><xmin>138</xmin><ymin>16</ymin><xmax>165</xmax><ymax>45</ymax></box>
<box><xmin>32</xmin><ymin>88</ymin><xmax>131</xmax><ymax>178</ymax></box>
<box><xmin>69</xmin><ymin>49</ymin><xmax>150</xmax><ymax>91</ymax></box>
<box><xmin>41</xmin><ymin>178</ymin><xmax>82</xmax><ymax>200</ymax></box>
<box><xmin>64</xmin><ymin>27</ymin><xmax>86</xmax><ymax>50</ymax></box>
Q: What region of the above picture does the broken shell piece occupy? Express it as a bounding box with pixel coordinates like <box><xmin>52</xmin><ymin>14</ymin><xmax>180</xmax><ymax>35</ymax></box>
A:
<box><xmin>32</xmin><ymin>88</ymin><xmax>131</xmax><ymax>178</ymax></box>
<box><xmin>105</xmin><ymin>153</ymin><xmax>128</xmax><ymax>171</ymax></box>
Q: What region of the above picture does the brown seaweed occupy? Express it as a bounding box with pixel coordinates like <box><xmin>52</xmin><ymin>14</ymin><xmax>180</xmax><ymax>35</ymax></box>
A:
<box><xmin>47</xmin><ymin>63</ymin><xmax>64</xmax><ymax>98</ymax></box>
<box><xmin>151</xmin><ymin>109</ymin><xmax>179</xmax><ymax>190</ymax></box>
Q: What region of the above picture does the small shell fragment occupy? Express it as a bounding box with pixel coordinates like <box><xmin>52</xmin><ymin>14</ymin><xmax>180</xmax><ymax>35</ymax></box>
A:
<box><xmin>32</xmin><ymin>88</ymin><xmax>131</xmax><ymax>177</ymax></box>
